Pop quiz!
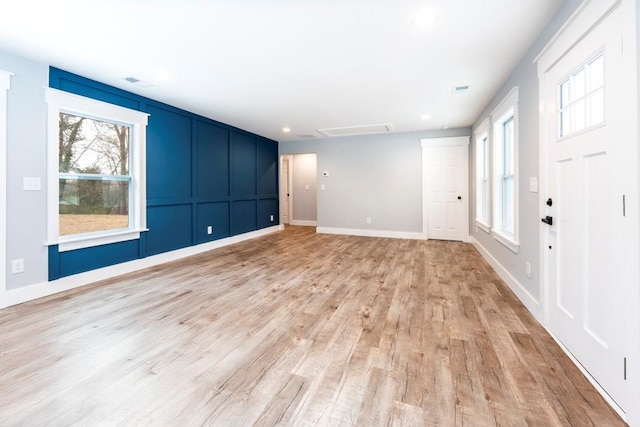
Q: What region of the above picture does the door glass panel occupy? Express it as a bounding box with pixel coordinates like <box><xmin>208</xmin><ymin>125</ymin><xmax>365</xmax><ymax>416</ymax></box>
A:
<box><xmin>560</xmin><ymin>80</ymin><xmax>570</xmax><ymax>108</ymax></box>
<box><xmin>574</xmin><ymin>99</ymin><xmax>586</xmax><ymax>132</ymax></box>
<box><xmin>589</xmin><ymin>55</ymin><xmax>604</xmax><ymax>90</ymax></box>
<box><xmin>589</xmin><ymin>88</ymin><xmax>604</xmax><ymax>126</ymax></box>
<box><xmin>573</xmin><ymin>68</ymin><xmax>586</xmax><ymax>99</ymax></box>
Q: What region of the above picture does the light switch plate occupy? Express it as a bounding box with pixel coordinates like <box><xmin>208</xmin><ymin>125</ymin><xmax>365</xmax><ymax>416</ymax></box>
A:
<box><xmin>23</xmin><ymin>177</ymin><xmax>41</xmax><ymax>191</ymax></box>
<box><xmin>529</xmin><ymin>177</ymin><xmax>538</xmax><ymax>193</ymax></box>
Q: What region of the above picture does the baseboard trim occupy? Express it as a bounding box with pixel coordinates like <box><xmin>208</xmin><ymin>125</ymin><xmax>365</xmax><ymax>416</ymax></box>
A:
<box><xmin>4</xmin><ymin>225</ymin><xmax>282</xmax><ymax>308</ymax></box>
<box><xmin>290</xmin><ymin>220</ymin><xmax>317</xmax><ymax>227</ymax></box>
<box><xmin>470</xmin><ymin>236</ymin><xmax>541</xmax><ymax>320</ymax></box>
<box><xmin>317</xmin><ymin>227</ymin><xmax>426</xmax><ymax>240</ymax></box>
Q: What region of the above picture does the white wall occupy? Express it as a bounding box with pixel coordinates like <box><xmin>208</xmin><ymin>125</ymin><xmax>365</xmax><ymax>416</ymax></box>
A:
<box><xmin>291</xmin><ymin>153</ymin><xmax>317</xmax><ymax>224</ymax></box>
<box><xmin>1</xmin><ymin>51</ymin><xmax>49</xmax><ymax>291</ymax></box>
<box><xmin>280</xmin><ymin>128</ymin><xmax>470</xmax><ymax>236</ymax></box>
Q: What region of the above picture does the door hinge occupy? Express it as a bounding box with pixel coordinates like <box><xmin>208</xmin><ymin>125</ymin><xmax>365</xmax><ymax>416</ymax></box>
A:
<box><xmin>623</xmin><ymin>194</ymin><xmax>626</xmax><ymax>217</ymax></box>
<box><xmin>624</xmin><ymin>357</ymin><xmax>627</xmax><ymax>380</ymax></box>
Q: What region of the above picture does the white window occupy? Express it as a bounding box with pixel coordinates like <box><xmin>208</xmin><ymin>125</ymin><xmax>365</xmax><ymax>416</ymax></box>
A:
<box><xmin>558</xmin><ymin>53</ymin><xmax>604</xmax><ymax>138</ymax></box>
<box><xmin>474</xmin><ymin>118</ymin><xmax>490</xmax><ymax>233</ymax></box>
<box><xmin>491</xmin><ymin>87</ymin><xmax>519</xmax><ymax>253</ymax></box>
<box><xmin>46</xmin><ymin>89</ymin><xmax>148</xmax><ymax>252</ymax></box>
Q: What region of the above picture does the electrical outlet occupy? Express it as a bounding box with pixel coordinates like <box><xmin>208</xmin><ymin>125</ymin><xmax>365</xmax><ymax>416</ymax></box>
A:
<box><xmin>11</xmin><ymin>259</ymin><xmax>24</xmax><ymax>274</ymax></box>
<box><xmin>366</xmin><ymin>217</ymin><xmax>372</xmax><ymax>224</ymax></box>
<box><xmin>207</xmin><ymin>226</ymin><xmax>213</xmax><ymax>235</ymax></box>
<box><xmin>525</xmin><ymin>262</ymin><xmax>531</xmax><ymax>279</ymax></box>
<box><xmin>270</xmin><ymin>215</ymin><xmax>274</xmax><ymax>222</ymax></box>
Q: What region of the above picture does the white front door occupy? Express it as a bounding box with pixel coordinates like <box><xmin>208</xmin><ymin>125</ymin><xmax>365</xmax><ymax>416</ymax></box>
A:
<box><xmin>280</xmin><ymin>156</ymin><xmax>291</xmax><ymax>225</ymax></box>
<box><xmin>541</xmin><ymin>3</ymin><xmax>634</xmax><ymax>412</ymax></box>
<box><xmin>421</xmin><ymin>137</ymin><xmax>469</xmax><ymax>241</ymax></box>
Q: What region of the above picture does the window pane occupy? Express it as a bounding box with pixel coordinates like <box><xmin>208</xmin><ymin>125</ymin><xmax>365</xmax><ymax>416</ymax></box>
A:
<box><xmin>573</xmin><ymin>68</ymin><xmax>585</xmax><ymax>99</ymax></box>
<box><xmin>502</xmin><ymin>177</ymin><xmax>514</xmax><ymax>233</ymax></box>
<box><xmin>481</xmin><ymin>180</ymin><xmax>487</xmax><ymax>220</ymax></box>
<box><xmin>503</xmin><ymin>117</ymin><xmax>514</xmax><ymax>175</ymax></box>
<box><xmin>482</xmin><ymin>137</ymin><xmax>488</xmax><ymax>178</ymax></box>
<box><xmin>560</xmin><ymin>80</ymin><xmax>570</xmax><ymax>109</ymax></box>
<box><xmin>588</xmin><ymin>88</ymin><xmax>604</xmax><ymax>127</ymax></box>
<box><xmin>59</xmin><ymin>113</ymin><xmax>130</xmax><ymax>175</ymax></box>
<box><xmin>560</xmin><ymin>108</ymin><xmax>570</xmax><ymax>137</ymax></box>
<box><xmin>574</xmin><ymin>99</ymin><xmax>586</xmax><ymax>131</ymax></box>
<box><xmin>59</xmin><ymin>178</ymin><xmax>129</xmax><ymax>236</ymax></box>
<box><xmin>589</xmin><ymin>55</ymin><xmax>604</xmax><ymax>90</ymax></box>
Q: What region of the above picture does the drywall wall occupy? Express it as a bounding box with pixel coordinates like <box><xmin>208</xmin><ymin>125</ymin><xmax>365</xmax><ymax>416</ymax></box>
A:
<box><xmin>0</xmin><ymin>50</ymin><xmax>278</xmax><ymax>291</ymax></box>
<box><xmin>1</xmin><ymin>52</ymin><xmax>49</xmax><ymax>291</ymax></box>
<box><xmin>291</xmin><ymin>153</ymin><xmax>317</xmax><ymax>224</ymax></box>
<box><xmin>469</xmin><ymin>0</ymin><xmax>583</xmax><ymax>304</ymax></box>
<box><xmin>280</xmin><ymin>128</ymin><xmax>470</xmax><ymax>234</ymax></box>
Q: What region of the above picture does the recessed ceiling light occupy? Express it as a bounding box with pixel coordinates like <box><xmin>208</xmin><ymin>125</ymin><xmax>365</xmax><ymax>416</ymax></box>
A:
<box><xmin>282</xmin><ymin>127</ymin><xmax>291</xmax><ymax>133</ymax></box>
<box><xmin>421</xmin><ymin>114</ymin><xmax>431</xmax><ymax>120</ymax></box>
<box><xmin>414</xmin><ymin>8</ymin><xmax>436</xmax><ymax>29</ymax></box>
<box><xmin>154</xmin><ymin>69</ymin><xmax>172</xmax><ymax>81</ymax></box>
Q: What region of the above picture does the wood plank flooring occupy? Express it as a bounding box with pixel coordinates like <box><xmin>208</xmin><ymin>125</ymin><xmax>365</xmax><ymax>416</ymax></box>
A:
<box><xmin>0</xmin><ymin>226</ymin><xmax>625</xmax><ymax>426</ymax></box>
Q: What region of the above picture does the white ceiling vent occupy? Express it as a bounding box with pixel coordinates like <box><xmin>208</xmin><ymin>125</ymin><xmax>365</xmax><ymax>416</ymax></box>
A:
<box><xmin>296</xmin><ymin>134</ymin><xmax>318</xmax><ymax>139</ymax></box>
<box><xmin>452</xmin><ymin>85</ymin><xmax>469</xmax><ymax>94</ymax></box>
<box><xmin>317</xmin><ymin>123</ymin><xmax>394</xmax><ymax>137</ymax></box>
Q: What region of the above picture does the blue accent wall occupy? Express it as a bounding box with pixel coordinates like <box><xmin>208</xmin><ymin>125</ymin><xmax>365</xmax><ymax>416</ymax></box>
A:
<box><xmin>49</xmin><ymin>68</ymin><xmax>279</xmax><ymax>280</ymax></box>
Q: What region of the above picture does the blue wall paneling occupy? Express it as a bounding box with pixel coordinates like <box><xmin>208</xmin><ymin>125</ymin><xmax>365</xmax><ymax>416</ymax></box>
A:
<box><xmin>48</xmin><ymin>68</ymin><xmax>278</xmax><ymax>280</ymax></box>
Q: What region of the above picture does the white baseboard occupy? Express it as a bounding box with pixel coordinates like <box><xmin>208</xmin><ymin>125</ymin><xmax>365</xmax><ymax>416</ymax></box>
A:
<box><xmin>317</xmin><ymin>227</ymin><xmax>426</xmax><ymax>240</ymax></box>
<box><xmin>470</xmin><ymin>236</ymin><xmax>541</xmax><ymax>320</ymax></box>
<box><xmin>289</xmin><ymin>220</ymin><xmax>317</xmax><ymax>226</ymax></box>
<box><xmin>4</xmin><ymin>225</ymin><xmax>282</xmax><ymax>309</ymax></box>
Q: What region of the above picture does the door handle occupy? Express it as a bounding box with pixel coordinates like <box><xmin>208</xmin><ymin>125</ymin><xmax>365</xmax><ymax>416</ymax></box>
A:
<box><xmin>541</xmin><ymin>216</ymin><xmax>553</xmax><ymax>226</ymax></box>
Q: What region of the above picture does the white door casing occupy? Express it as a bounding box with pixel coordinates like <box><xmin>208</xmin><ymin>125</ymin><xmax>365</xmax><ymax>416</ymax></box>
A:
<box><xmin>421</xmin><ymin>137</ymin><xmax>469</xmax><ymax>242</ymax></box>
<box><xmin>537</xmin><ymin>0</ymin><xmax>639</xmax><ymax>420</ymax></box>
<box><xmin>0</xmin><ymin>70</ymin><xmax>11</xmax><ymax>309</ymax></box>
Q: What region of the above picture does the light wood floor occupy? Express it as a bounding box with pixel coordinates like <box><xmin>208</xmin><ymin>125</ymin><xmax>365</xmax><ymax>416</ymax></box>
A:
<box><xmin>0</xmin><ymin>226</ymin><xmax>625</xmax><ymax>426</ymax></box>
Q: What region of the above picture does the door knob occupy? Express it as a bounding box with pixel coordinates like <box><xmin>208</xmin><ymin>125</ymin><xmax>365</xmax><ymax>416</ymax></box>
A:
<box><xmin>546</xmin><ymin>198</ymin><xmax>553</xmax><ymax>206</ymax></box>
<box><xmin>541</xmin><ymin>216</ymin><xmax>553</xmax><ymax>226</ymax></box>
<box><xmin>457</xmin><ymin>196</ymin><xmax>462</xmax><ymax>200</ymax></box>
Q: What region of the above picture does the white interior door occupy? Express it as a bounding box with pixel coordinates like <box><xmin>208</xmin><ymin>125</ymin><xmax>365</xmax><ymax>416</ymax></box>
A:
<box><xmin>421</xmin><ymin>137</ymin><xmax>469</xmax><ymax>241</ymax></box>
<box><xmin>280</xmin><ymin>156</ymin><xmax>291</xmax><ymax>225</ymax></box>
<box><xmin>542</xmin><ymin>4</ymin><xmax>632</xmax><ymax>411</ymax></box>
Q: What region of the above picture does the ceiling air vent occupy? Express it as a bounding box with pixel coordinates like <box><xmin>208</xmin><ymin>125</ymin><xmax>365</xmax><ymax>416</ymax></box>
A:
<box><xmin>124</xmin><ymin>76</ymin><xmax>153</xmax><ymax>88</ymax></box>
<box><xmin>317</xmin><ymin>123</ymin><xmax>394</xmax><ymax>137</ymax></box>
<box><xmin>296</xmin><ymin>134</ymin><xmax>318</xmax><ymax>139</ymax></box>
<box><xmin>452</xmin><ymin>85</ymin><xmax>469</xmax><ymax>94</ymax></box>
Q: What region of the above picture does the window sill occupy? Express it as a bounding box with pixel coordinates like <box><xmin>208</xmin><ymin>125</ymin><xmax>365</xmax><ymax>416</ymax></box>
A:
<box><xmin>492</xmin><ymin>230</ymin><xmax>519</xmax><ymax>254</ymax></box>
<box><xmin>47</xmin><ymin>228</ymin><xmax>148</xmax><ymax>252</ymax></box>
<box><xmin>475</xmin><ymin>220</ymin><xmax>491</xmax><ymax>234</ymax></box>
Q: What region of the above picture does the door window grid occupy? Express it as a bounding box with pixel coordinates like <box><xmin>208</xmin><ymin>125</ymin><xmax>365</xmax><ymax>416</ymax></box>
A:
<box><xmin>558</xmin><ymin>54</ymin><xmax>604</xmax><ymax>137</ymax></box>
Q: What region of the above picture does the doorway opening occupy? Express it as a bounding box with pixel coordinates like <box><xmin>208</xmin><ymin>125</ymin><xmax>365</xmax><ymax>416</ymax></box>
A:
<box><xmin>280</xmin><ymin>154</ymin><xmax>317</xmax><ymax>227</ymax></box>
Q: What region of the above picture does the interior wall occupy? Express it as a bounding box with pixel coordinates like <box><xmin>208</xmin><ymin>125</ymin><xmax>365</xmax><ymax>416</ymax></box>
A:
<box><xmin>2</xmin><ymin>51</ymin><xmax>49</xmax><ymax>291</ymax></box>
<box><xmin>280</xmin><ymin>128</ymin><xmax>470</xmax><ymax>234</ymax></box>
<box><xmin>291</xmin><ymin>153</ymin><xmax>317</xmax><ymax>224</ymax></box>
<box><xmin>469</xmin><ymin>0</ymin><xmax>583</xmax><ymax>305</ymax></box>
<box><xmin>0</xmin><ymin>50</ymin><xmax>278</xmax><ymax>291</ymax></box>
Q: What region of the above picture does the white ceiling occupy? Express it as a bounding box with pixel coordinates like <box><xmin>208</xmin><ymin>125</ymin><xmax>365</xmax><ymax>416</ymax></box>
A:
<box><xmin>0</xmin><ymin>0</ymin><xmax>562</xmax><ymax>142</ymax></box>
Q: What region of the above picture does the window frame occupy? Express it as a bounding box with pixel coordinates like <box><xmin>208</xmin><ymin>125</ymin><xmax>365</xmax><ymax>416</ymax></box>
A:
<box><xmin>45</xmin><ymin>88</ymin><xmax>149</xmax><ymax>252</ymax></box>
<box><xmin>491</xmin><ymin>87</ymin><xmax>519</xmax><ymax>253</ymax></box>
<box><xmin>557</xmin><ymin>52</ymin><xmax>605</xmax><ymax>139</ymax></box>
<box><xmin>474</xmin><ymin>117</ymin><xmax>491</xmax><ymax>233</ymax></box>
